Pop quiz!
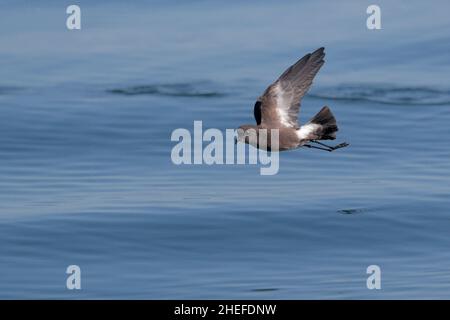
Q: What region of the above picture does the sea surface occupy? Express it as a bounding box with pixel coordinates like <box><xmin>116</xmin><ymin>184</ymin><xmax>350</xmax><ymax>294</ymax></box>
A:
<box><xmin>1</xmin><ymin>0</ymin><xmax>450</xmax><ymax>299</ymax></box>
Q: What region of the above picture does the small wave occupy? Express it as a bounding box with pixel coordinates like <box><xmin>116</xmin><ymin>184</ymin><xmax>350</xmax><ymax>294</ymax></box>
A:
<box><xmin>108</xmin><ymin>82</ymin><xmax>225</xmax><ymax>98</ymax></box>
<box><xmin>337</xmin><ymin>208</ymin><xmax>368</xmax><ymax>215</ymax></box>
<box><xmin>250</xmin><ymin>288</ymin><xmax>279</xmax><ymax>292</ymax></box>
<box><xmin>0</xmin><ymin>86</ymin><xmax>24</xmax><ymax>95</ymax></box>
<box><xmin>309</xmin><ymin>84</ymin><xmax>450</xmax><ymax>106</ymax></box>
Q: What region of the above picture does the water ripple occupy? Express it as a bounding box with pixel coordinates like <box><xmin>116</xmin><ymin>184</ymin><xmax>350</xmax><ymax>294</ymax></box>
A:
<box><xmin>310</xmin><ymin>84</ymin><xmax>450</xmax><ymax>106</ymax></box>
<box><xmin>0</xmin><ymin>86</ymin><xmax>24</xmax><ymax>95</ymax></box>
<box><xmin>107</xmin><ymin>82</ymin><xmax>225</xmax><ymax>98</ymax></box>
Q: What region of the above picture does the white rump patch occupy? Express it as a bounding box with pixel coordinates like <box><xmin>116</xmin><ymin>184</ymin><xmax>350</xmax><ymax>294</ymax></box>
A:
<box><xmin>296</xmin><ymin>123</ymin><xmax>320</xmax><ymax>140</ymax></box>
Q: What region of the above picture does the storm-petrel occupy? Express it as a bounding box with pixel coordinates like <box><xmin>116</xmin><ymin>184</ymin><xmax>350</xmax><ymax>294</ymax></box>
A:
<box><xmin>237</xmin><ymin>47</ymin><xmax>348</xmax><ymax>152</ymax></box>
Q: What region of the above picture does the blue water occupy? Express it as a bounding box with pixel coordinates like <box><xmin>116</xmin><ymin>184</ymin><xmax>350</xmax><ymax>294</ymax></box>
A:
<box><xmin>1</xmin><ymin>0</ymin><xmax>450</xmax><ymax>299</ymax></box>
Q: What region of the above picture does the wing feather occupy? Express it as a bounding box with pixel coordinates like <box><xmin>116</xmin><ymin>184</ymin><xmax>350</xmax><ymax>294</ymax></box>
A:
<box><xmin>255</xmin><ymin>47</ymin><xmax>325</xmax><ymax>128</ymax></box>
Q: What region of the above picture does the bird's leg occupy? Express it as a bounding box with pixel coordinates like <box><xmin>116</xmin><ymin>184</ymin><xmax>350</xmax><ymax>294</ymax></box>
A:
<box><xmin>311</xmin><ymin>140</ymin><xmax>349</xmax><ymax>151</ymax></box>
<box><xmin>303</xmin><ymin>144</ymin><xmax>333</xmax><ymax>152</ymax></box>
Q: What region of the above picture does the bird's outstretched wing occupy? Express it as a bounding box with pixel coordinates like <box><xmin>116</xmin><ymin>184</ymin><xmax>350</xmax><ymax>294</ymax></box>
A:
<box><xmin>254</xmin><ymin>47</ymin><xmax>325</xmax><ymax>128</ymax></box>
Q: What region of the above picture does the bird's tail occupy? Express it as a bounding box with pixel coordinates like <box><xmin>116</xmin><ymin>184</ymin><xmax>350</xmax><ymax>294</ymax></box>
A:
<box><xmin>306</xmin><ymin>106</ymin><xmax>338</xmax><ymax>140</ymax></box>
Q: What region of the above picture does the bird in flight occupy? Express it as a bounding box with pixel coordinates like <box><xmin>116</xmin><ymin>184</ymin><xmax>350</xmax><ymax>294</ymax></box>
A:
<box><xmin>237</xmin><ymin>47</ymin><xmax>349</xmax><ymax>152</ymax></box>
